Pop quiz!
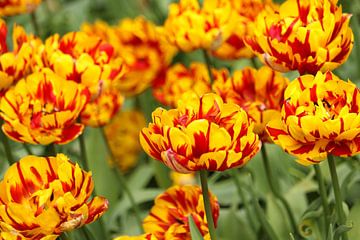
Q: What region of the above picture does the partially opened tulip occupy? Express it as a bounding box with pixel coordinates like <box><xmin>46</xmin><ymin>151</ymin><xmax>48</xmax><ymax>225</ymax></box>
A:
<box><xmin>0</xmin><ymin>0</ymin><xmax>42</xmax><ymax>16</ymax></box>
<box><xmin>0</xmin><ymin>68</ymin><xmax>90</xmax><ymax>145</ymax></box>
<box><xmin>0</xmin><ymin>154</ymin><xmax>108</xmax><ymax>239</ymax></box>
<box><xmin>267</xmin><ymin>71</ymin><xmax>360</xmax><ymax>165</ymax></box>
<box><xmin>213</xmin><ymin>66</ymin><xmax>289</xmax><ymax>142</ymax></box>
<box><xmin>152</xmin><ymin>62</ymin><xmax>211</xmax><ymax>107</ymax></box>
<box><xmin>143</xmin><ymin>185</ymin><xmax>219</xmax><ymax>240</ymax></box>
<box><xmin>245</xmin><ymin>0</ymin><xmax>354</xmax><ymax>74</ymax></box>
<box><xmin>140</xmin><ymin>93</ymin><xmax>261</xmax><ymax>173</ymax></box>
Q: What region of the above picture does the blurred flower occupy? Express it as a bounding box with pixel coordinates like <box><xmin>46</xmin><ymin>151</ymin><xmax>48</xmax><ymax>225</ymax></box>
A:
<box><xmin>0</xmin><ymin>24</ymin><xmax>41</xmax><ymax>96</ymax></box>
<box><xmin>153</xmin><ymin>62</ymin><xmax>211</xmax><ymax>107</ymax></box>
<box><xmin>267</xmin><ymin>71</ymin><xmax>360</xmax><ymax>165</ymax></box>
<box><xmin>104</xmin><ymin>110</ymin><xmax>146</xmax><ymax>172</ymax></box>
<box><xmin>170</xmin><ymin>172</ymin><xmax>196</xmax><ymax>186</ymax></box>
<box><xmin>140</xmin><ymin>93</ymin><xmax>260</xmax><ymax>173</ymax></box>
<box><xmin>164</xmin><ymin>0</ymin><xmax>236</xmax><ymax>52</ymax></box>
<box><xmin>0</xmin><ymin>68</ymin><xmax>90</xmax><ymax>145</ymax></box>
<box><xmin>114</xmin><ymin>233</ymin><xmax>158</xmax><ymax>240</ymax></box>
<box><xmin>143</xmin><ymin>185</ymin><xmax>219</xmax><ymax>240</ymax></box>
<box><xmin>213</xmin><ymin>66</ymin><xmax>289</xmax><ymax>142</ymax></box>
<box><xmin>245</xmin><ymin>0</ymin><xmax>354</xmax><ymax>74</ymax></box>
<box><xmin>212</xmin><ymin>0</ymin><xmax>277</xmax><ymax>59</ymax></box>
<box><xmin>0</xmin><ymin>0</ymin><xmax>41</xmax><ymax>16</ymax></box>
<box><xmin>0</xmin><ymin>154</ymin><xmax>108</xmax><ymax>238</ymax></box>
<box><xmin>35</xmin><ymin>31</ymin><xmax>126</xmax><ymax>127</ymax></box>
<box><xmin>114</xmin><ymin>17</ymin><xmax>176</xmax><ymax>95</ymax></box>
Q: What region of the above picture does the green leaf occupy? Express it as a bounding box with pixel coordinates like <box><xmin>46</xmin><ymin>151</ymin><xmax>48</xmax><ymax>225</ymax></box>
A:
<box><xmin>348</xmin><ymin>201</ymin><xmax>360</xmax><ymax>239</ymax></box>
<box><xmin>188</xmin><ymin>215</ymin><xmax>204</xmax><ymax>240</ymax></box>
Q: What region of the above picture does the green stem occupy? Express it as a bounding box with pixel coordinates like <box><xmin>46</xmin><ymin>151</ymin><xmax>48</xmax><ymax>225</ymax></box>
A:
<box><xmin>202</xmin><ymin>50</ymin><xmax>215</xmax><ymax>85</ymax></box>
<box><xmin>30</xmin><ymin>11</ymin><xmax>40</xmax><ymax>36</ymax></box>
<box><xmin>313</xmin><ymin>164</ymin><xmax>330</xmax><ymax>235</ymax></box>
<box><xmin>80</xmin><ymin>226</ymin><xmax>96</xmax><ymax>240</ymax></box>
<box><xmin>199</xmin><ymin>170</ymin><xmax>217</xmax><ymax>240</ymax></box>
<box><xmin>231</xmin><ymin>170</ymin><xmax>258</xmax><ymax>234</ymax></box>
<box><xmin>100</xmin><ymin>127</ymin><xmax>143</xmax><ymax>232</ymax></box>
<box><xmin>78</xmin><ymin>133</ymin><xmax>90</xmax><ymax>171</ymax></box>
<box><xmin>327</xmin><ymin>155</ymin><xmax>349</xmax><ymax>240</ymax></box>
<box><xmin>261</xmin><ymin>145</ymin><xmax>299</xmax><ymax>236</ymax></box>
<box><xmin>23</xmin><ymin>143</ymin><xmax>33</xmax><ymax>155</ymax></box>
<box><xmin>0</xmin><ymin>130</ymin><xmax>16</xmax><ymax>165</ymax></box>
<box><xmin>78</xmin><ymin>130</ymin><xmax>109</xmax><ymax>240</ymax></box>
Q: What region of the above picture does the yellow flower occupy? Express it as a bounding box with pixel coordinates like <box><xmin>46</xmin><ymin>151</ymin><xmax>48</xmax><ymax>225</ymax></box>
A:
<box><xmin>114</xmin><ymin>233</ymin><xmax>158</xmax><ymax>240</ymax></box>
<box><xmin>213</xmin><ymin>66</ymin><xmax>289</xmax><ymax>142</ymax></box>
<box><xmin>212</xmin><ymin>0</ymin><xmax>277</xmax><ymax>59</ymax></box>
<box><xmin>0</xmin><ymin>24</ymin><xmax>40</xmax><ymax>96</ymax></box>
<box><xmin>245</xmin><ymin>0</ymin><xmax>354</xmax><ymax>74</ymax></box>
<box><xmin>152</xmin><ymin>62</ymin><xmax>211</xmax><ymax>107</ymax></box>
<box><xmin>164</xmin><ymin>0</ymin><xmax>236</xmax><ymax>52</ymax></box>
<box><xmin>0</xmin><ymin>68</ymin><xmax>90</xmax><ymax>145</ymax></box>
<box><xmin>266</xmin><ymin>71</ymin><xmax>360</xmax><ymax>165</ymax></box>
<box><xmin>140</xmin><ymin>93</ymin><xmax>260</xmax><ymax>172</ymax></box>
<box><xmin>0</xmin><ymin>154</ymin><xmax>108</xmax><ymax>238</ymax></box>
<box><xmin>143</xmin><ymin>185</ymin><xmax>219</xmax><ymax>240</ymax></box>
<box><xmin>104</xmin><ymin>110</ymin><xmax>146</xmax><ymax>172</ymax></box>
<box><xmin>0</xmin><ymin>0</ymin><xmax>41</xmax><ymax>16</ymax></box>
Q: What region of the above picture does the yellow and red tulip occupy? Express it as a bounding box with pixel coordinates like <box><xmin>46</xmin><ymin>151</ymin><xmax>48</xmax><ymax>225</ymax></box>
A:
<box><xmin>0</xmin><ymin>0</ymin><xmax>42</xmax><ymax>16</ymax></box>
<box><xmin>152</xmin><ymin>62</ymin><xmax>211</xmax><ymax>108</ymax></box>
<box><xmin>245</xmin><ymin>0</ymin><xmax>354</xmax><ymax>74</ymax></box>
<box><xmin>140</xmin><ymin>93</ymin><xmax>261</xmax><ymax>173</ymax></box>
<box><xmin>0</xmin><ymin>154</ymin><xmax>108</xmax><ymax>238</ymax></box>
<box><xmin>143</xmin><ymin>185</ymin><xmax>219</xmax><ymax>240</ymax></box>
<box><xmin>213</xmin><ymin>66</ymin><xmax>289</xmax><ymax>142</ymax></box>
<box><xmin>164</xmin><ymin>0</ymin><xmax>236</xmax><ymax>52</ymax></box>
<box><xmin>0</xmin><ymin>68</ymin><xmax>90</xmax><ymax>145</ymax></box>
<box><xmin>267</xmin><ymin>71</ymin><xmax>360</xmax><ymax>165</ymax></box>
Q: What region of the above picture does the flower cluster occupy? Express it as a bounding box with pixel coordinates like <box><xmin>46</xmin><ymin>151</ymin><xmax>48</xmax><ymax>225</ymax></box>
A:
<box><xmin>83</xmin><ymin>17</ymin><xmax>176</xmax><ymax>96</ymax></box>
<box><xmin>104</xmin><ymin>110</ymin><xmax>146</xmax><ymax>172</ymax></box>
<box><xmin>245</xmin><ymin>0</ymin><xmax>354</xmax><ymax>74</ymax></box>
<box><xmin>0</xmin><ymin>154</ymin><xmax>108</xmax><ymax>238</ymax></box>
<box><xmin>267</xmin><ymin>71</ymin><xmax>360</xmax><ymax>165</ymax></box>
<box><xmin>164</xmin><ymin>0</ymin><xmax>236</xmax><ymax>52</ymax></box>
<box><xmin>140</xmin><ymin>93</ymin><xmax>261</xmax><ymax>172</ymax></box>
<box><xmin>143</xmin><ymin>185</ymin><xmax>219</xmax><ymax>240</ymax></box>
<box><xmin>153</xmin><ymin>62</ymin><xmax>211</xmax><ymax>107</ymax></box>
<box><xmin>213</xmin><ymin>66</ymin><xmax>289</xmax><ymax>142</ymax></box>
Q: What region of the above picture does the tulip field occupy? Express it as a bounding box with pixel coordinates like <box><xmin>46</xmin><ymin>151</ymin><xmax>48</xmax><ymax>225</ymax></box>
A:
<box><xmin>0</xmin><ymin>0</ymin><xmax>359</xmax><ymax>239</ymax></box>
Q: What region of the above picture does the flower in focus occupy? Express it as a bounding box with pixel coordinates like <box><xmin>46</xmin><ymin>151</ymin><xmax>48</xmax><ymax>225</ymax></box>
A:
<box><xmin>114</xmin><ymin>233</ymin><xmax>158</xmax><ymax>240</ymax></box>
<box><xmin>0</xmin><ymin>0</ymin><xmax>41</xmax><ymax>16</ymax></box>
<box><xmin>143</xmin><ymin>185</ymin><xmax>219</xmax><ymax>240</ymax></box>
<box><xmin>104</xmin><ymin>110</ymin><xmax>146</xmax><ymax>172</ymax></box>
<box><xmin>164</xmin><ymin>0</ymin><xmax>236</xmax><ymax>52</ymax></box>
<box><xmin>153</xmin><ymin>62</ymin><xmax>211</xmax><ymax>107</ymax></box>
<box><xmin>212</xmin><ymin>0</ymin><xmax>277</xmax><ymax>59</ymax></box>
<box><xmin>213</xmin><ymin>66</ymin><xmax>289</xmax><ymax>142</ymax></box>
<box><xmin>245</xmin><ymin>0</ymin><xmax>354</xmax><ymax>74</ymax></box>
<box><xmin>267</xmin><ymin>71</ymin><xmax>360</xmax><ymax>165</ymax></box>
<box><xmin>0</xmin><ymin>24</ymin><xmax>41</xmax><ymax>96</ymax></box>
<box><xmin>0</xmin><ymin>154</ymin><xmax>108</xmax><ymax>238</ymax></box>
<box><xmin>140</xmin><ymin>93</ymin><xmax>260</xmax><ymax>173</ymax></box>
<box><xmin>0</xmin><ymin>68</ymin><xmax>90</xmax><ymax>145</ymax></box>
<box><xmin>35</xmin><ymin>31</ymin><xmax>126</xmax><ymax>127</ymax></box>
<box><xmin>170</xmin><ymin>172</ymin><xmax>196</xmax><ymax>186</ymax></box>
